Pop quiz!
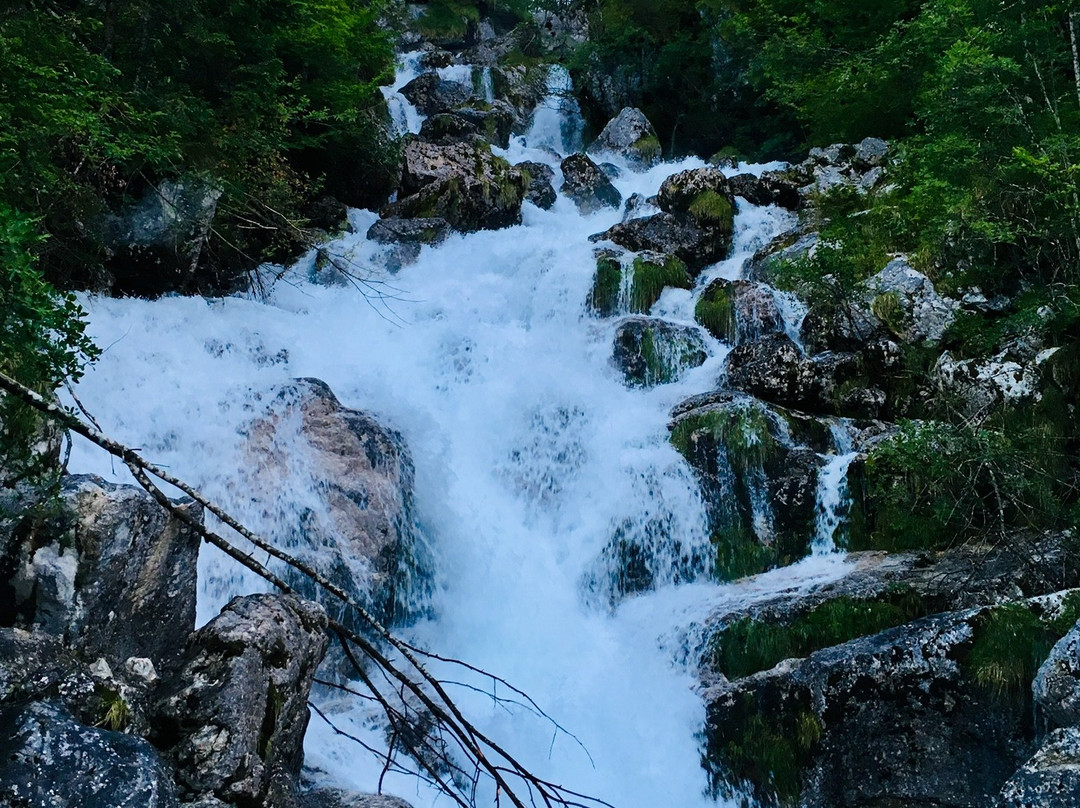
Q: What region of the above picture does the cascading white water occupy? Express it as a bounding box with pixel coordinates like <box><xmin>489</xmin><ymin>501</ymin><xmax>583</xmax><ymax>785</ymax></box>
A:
<box><xmin>63</xmin><ymin>60</ymin><xmax>855</xmax><ymax>808</ymax></box>
<box><xmin>381</xmin><ymin>51</ymin><xmax>426</xmax><ymax>136</ymax></box>
<box><xmin>525</xmin><ymin>65</ymin><xmax>584</xmax><ymax>155</ymax></box>
<box><xmin>812</xmin><ymin>423</ymin><xmax>857</xmax><ymax>554</ymax></box>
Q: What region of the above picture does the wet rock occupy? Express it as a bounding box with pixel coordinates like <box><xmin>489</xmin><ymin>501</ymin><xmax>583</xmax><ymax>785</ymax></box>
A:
<box><xmin>240</xmin><ymin>378</ymin><xmax>427</xmax><ymax>629</ymax></box>
<box><xmin>587</xmin><ymin>107</ymin><xmax>661</xmax><ymax>169</ymax></box>
<box><xmin>383</xmin><ymin>140</ymin><xmax>527</xmax><ymax>232</ymax></box>
<box><xmin>301</xmin><ymin>790</ymin><xmax>415</xmax><ymax>808</ymax></box>
<box><xmin>516</xmin><ymin>161</ymin><xmax>557</xmax><ymax>210</ymax></box>
<box><xmin>999</xmin><ymin>727</ymin><xmax>1080</xmax><ymax>808</ymax></box>
<box><xmin>1035</xmin><ymin>620</ymin><xmax>1080</xmax><ymax>733</ymax></box>
<box><xmin>0</xmin><ymin>701</ymin><xmax>180</xmax><ymax>807</ymax></box>
<box><xmin>702</xmin><ymin>607</ymin><xmax>1032</xmax><ymax>808</ymax></box>
<box><xmin>744</xmin><ymin>232</ymin><xmax>817</xmax><ymax>285</ymax></box>
<box><xmin>490</xmin><ymin>65</ymin><xmax>548</xmax><ymax>131</ymax></box>
<box><xmin>591</xmin><ymin>212</ymin><xmax>727</xmax><ymax>273</ymax></box>
<box><xmin>419</xmin><ymin>101</ymin><xmax>516</xmax><ymax>148</ymax></box>
<box><xmin>560</xmin><ymin>153</ymin><xmax>622</xmax><ymax>213</ymax></box>
<box><xmin>2</xmin><ymin>475</ymin><xmax>202</xmax><ymax>675</ymax></box>
<box><xmin>367</xmin><ymin>217</ymin><xmax>452</xmax><ymax>248</ymax></box>
<box><xmin>399</xmin><ymin>73</ymin><xmax>474</xmax><ymax>116</ymax></box>
<box><xmin>695</xmin><ymin>279</ymin><xmax>782</xmax><ymax>345</ymax></box>
<box><xmin>727</xmin><ymin>172</ymin><xmax>802</xmax><ymax>210</ymax></box>
<box><xmin>933</xmin><ymin>349</ymin><xmax>1054</xmax><ymax>420</ymax></box>
<box><xmin>154</xmin><ymin>594</ymin><xmax>329</xmax><ymax>807</ymax></box>
<box><xmin>102</xmin><ymin>177</ymin><xmax>222</xmax><ymax>296</ymax></box>
<box><xmin>612</xmin><ymin>317</ymin><xmax>707</xmax><ymax>388</ymax></box>
<box><xmin>622</xmin><ymin>192</ymin><xmax>655</xmax><ymax>221</ymax></box>
<box><xmin>656</xmin><ymin>167</ymin><xmax>733</xmax><ymax>218</ymax></box>
<box><xmin>588</xmin><ymin>251</ymin><xmax>692</xmax><ymax>317</ymax></box>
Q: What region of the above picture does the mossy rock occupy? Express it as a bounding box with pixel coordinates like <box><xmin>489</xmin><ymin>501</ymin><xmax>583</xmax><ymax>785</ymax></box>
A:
<box><xmin>587</xmin><ymin>252</ymin><xmax>691</xmax><ymax>317</ymax></box>
<box><xmin>612</xmin><ymin>316</ymin><xmax>707</xmax><ymax>388</ymax></box>
<box><xmin>695</xmin><ymin>282</ymin><xmax>737</xmax><ymax>342</ymax></box>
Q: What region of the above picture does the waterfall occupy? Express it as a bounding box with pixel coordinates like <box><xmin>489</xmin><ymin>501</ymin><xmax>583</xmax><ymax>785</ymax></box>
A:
<box><xmin>62</xmin><ymin>59</ymin><xmax>854</xmax><ymax>808</ymax></box>
<box><xmin>381</xmin><ymin>51</ymin><xmax>425</xmax><ymax>136</ymax></box>
<box><xmin>812</xmin><ymin>423</ymin><xmax>857</xmax><ymax>555</ymax></box>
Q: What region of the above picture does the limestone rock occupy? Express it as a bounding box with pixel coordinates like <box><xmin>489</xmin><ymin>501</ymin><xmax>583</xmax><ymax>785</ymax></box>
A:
<box><xmin>301</xmin><ymin>790</ymin><xmax>415</xmax><ymax>808</ymax></box>
<box><xmin>560</xmin><ymin>153</ymin><xmax>621</xmax><ymax>213</ymax></box>
<box><xmin>695</xmin><ymin>279</ymin><xmax>782</xmax><ymax>345</ymax></box>
<box><xmin>516</xmin><ymin>161</ymin><xmax>557</xmax><ymax>210</ymax></box>
<box><xmin>3</xmin><ymin>475</ymin><xmax>201</xmax><ymax>674</ymax></box>
<box><xmin>0</xmin><ymin>701</ymin><xmax>180</xmax><ymax>808</ymax></box>
<box><xmin>1035</xmin><ymin>620</ymin><xmax>1080</xmax><ymax>733</ymax></box>
<box><xmin>418</xmin><ymin>101</ymin><xmax>516</xmax><ymax>149</ymax></box>
<box><xmin>587</xmin><ymin>107</ymin><xmax>661</xmax><ymax>169</ymax></box>
<box><xmin>366</xmin><ymin>217</ymin><xmax>452</xmax><ymax>247</ymax></box>
<box><xmin>399</xmin><ymin>73</ymin><xmax>473</xmax><ymax>116</ymax></box>
<box><xmin>240</xmin><ymin>378</ymin><xmax>427</xmax><ymax>629</ymax></box>
<box><xmin>612</xmin><ymin>317</ymin><xmax>707</xmax><ymax>388</ymax></box>
<box><xmin>999</xmin><ymin>727</ymin><xmax>1080</xmax><ymax>808</ymax></box>
<box><xmin>154</xmin><ymin>594</ymin><xmax>329</xmax><ymax>806</ymax></box>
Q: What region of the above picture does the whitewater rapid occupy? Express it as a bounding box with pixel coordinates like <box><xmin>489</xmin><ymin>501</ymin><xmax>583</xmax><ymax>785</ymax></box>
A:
<box><xmin>65</xmin><ymin>63</ymin><xmax>853</xmax><ymax>808</ymax></box>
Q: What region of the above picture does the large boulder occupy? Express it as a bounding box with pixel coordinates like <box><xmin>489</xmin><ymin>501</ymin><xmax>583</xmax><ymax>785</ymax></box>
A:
<box><xmin>399</xmin><ymin>73</ymin><xmax>474</xmax><ymax>116</ymax></box>
<box><xmin>587</xmin><ymin>107</ymin><xmax>661</xmax><ymax>169</ymax></box>
<box><xmin>612</xmin><ymin>317</ymin><xmax>707</xmax><ymax>387</ymax></box>
<box><xmin>587</xmin><ymin>251</ymin><xmax>692</xmax><ymax>317</ymax></box>
<box><xmin>301</xmin><ymin>790</ymin><xmax>415</xmax><ymax>808</ymax></box>
<box><xmin>933</xmin><ymin>348</ymin><xmax>1054</xmax><ymax>421</ymax></box>
<box><xmin>153</xmin><ymin>594</ymin><xmax>329</xmax><ymax>807</ymax></box>
<box><xmin>0</xmin><ymin>701</ymin><xmax>180</xmax><ymax>808</ymax></box>
<box><xmin>1035</xmin><ymin>620</ymin><xmax>1080</xmax><ymax>733</ymax></box>
<box><xmin>240</xmin><ymin>379</ymin><xmax>427</xmax><ymax>629</ymax></box>
<box><xmin>516</xmin><ymin>161</ymin><xmax>557</xmax><ymax>210</ymax></box>
<box><xmin>999</xmin><ymin>727</ymin><xmax>1080</xmax><ymax>808</ymax></box>
<box><xmin>382</xmin><ymin>140</ymin><xmax>527</xmax><ymax>232</ymax></box>
<box><xmin>1</xmin><ymin>475</ymin><xmax>202</xmax><ymax>675</ymax></box>
<box><xmin>695</xmin><ymin>279</ymin><xmax>783</xmax><ymax>345</ymax></box>
<box><xmin>560</xmin><ymin>153</ymin><xmax>621</xmax><ymax>213</ymax></box>
<box><xmin>102</xmin><ymin>177</ymin><xmax>222</xmax><ymax>296</ymax></box>
<box><xmin>864</xmin><ymin>256</ymin><xmax>959</xmax><ymax>344</ymax></box>
<box><xmin>727</xmin><ymin>172</ymin><xmax>802</xmax><ymax>211</ymax></box>
<box><xmin>418</xmin><ymin>100</ymin><xmax>516</xmax><ymax>149</ymax></box>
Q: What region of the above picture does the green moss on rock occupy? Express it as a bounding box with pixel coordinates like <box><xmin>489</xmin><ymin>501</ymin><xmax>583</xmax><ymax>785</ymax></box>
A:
<box><xmin>689</xmin><ymin>190</ymin><xmax>734</xmax><ymax>232</ymax></box>
<box><xmin>695</xmin><ymin>282</ymin><xmax>737</xmax><ymax>342</ymax></box>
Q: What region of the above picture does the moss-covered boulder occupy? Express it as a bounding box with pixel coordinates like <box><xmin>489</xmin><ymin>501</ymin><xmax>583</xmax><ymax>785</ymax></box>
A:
<box><xmin>587</xmin><ymin>107</ymin><xmax>662</xmax><ymax>170</ymax></box>
<box><xmin>668</xmin><ymin>393</ymin><xmax>830</xmax><ymax>580</ymax></box>
<box><xmin>418</xmin><ymin>100</ymin><xmax>516</xmax><ymax>149</ymax></box>
<box><xmin>381</xmin><ymin>140</ymin><xmax>527</xmax><ymax>233</ymax></box>
<box><xmin>696</xmin><ymin>279</ymin><xmax>783</xmax><ymax>345</ymax></box>
<box><xmin>611</xmin><ymin>316</ymin><xmax>707</xmax><ymax>388</ymax></box>
<box><xmin>587</xmin><ymin>251</ymin><xmax>692</xmax><ymax>317</ymax></box>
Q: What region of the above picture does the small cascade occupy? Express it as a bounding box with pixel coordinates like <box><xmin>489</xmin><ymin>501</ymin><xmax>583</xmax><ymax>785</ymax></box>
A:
<box><xmin>525</xmin><ymin>64</ymin><xmax>584</xmax><ymax>154</ymax></box>
<box><xmin>477</xmin><ymin>65</ymin><xmax>495</xmax><ymax>103</ymax></box>
<box><xmin>380</xmin><ymin>50</ymin><xmax>425</xmax><ymax>136</ymax></box>
<box><xmin>812</xmin><ymin>422</ymin><xmax>857</xmax><ymax>554</ymax></box>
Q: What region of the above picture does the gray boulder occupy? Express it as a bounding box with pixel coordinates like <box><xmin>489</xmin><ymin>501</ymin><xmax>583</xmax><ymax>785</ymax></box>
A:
<box><xmin>382</xmin><ymin>140</ymin><xmax>527</xmax><ymax>232</ymax></box>
<box><xmin>560</xmin><ymin>153</ymin><xmax>622</xmax><ymax>213</ymax></box>
<box><xmin>0</xmin><ymin>701</ymin><xmax>180</xmax><ymax>808</ymax></box>
<box><xmin>154</xmin><ymin>594</ymin><xmax>329</xmax><ymax>807</ymax></box>
<box><xmin>366</xmin><ymin>217</ymin><xmax>452</xmax><ymax>247</ymax></box>
<box><xmin>999</xmin><ymin>727</ymin><xmax>1080</xmax><ymax>808</ymax></box>
<box><xmin>612</xmin><ymin>317</ymin><xmax>707</xmax><ymax>388</ymax></box>
<box><xmin>587</xmin><ymin>107</ymin><xmax>661</xmax><ymax>169</ymax></box>
<box><xmin>865</xmin><ymin>256</ymin><xmax>958</xmax><ymax>344</ymax></box>
<box><xmin>301</xmin><ymin>790</ymin><xmax>415</xmax><ymax>808</ymax></box>
<box><xmin>399</xmin><ymin>73</ymin><xmax>473</xmax><ymax>116</ymax></box>
<box><xmin>590</xmin><ymin>212</ymin><xmax>728</xmax><ymax>273</ymax></box>
<box><xmin>727</xmin><ymin>171</ymin><xmax>802</xmax><ymax>210</ymax></box>
<box><xmin>516</xmin><ymin>161</ymin><xmax>557</xmax><ymax>210</ymax></box>
<box><xmin>3</xmin><ymin>475</ymin><xmax>202</xmax><ymax>675</ymax></box>
<box><xmin>102</xmin><ymin>177</ymin><xmax>221</xmax><ymax>296</ymax></box>
<box><xmin>933</xmin><ymin>348</ymin><xmax>1052</xmax><ymax>421</ymax></box>
<box><xmin>418</xmin><ymin>101</ymin><xmax>516</xmax><ymax>149</ymax></box>
<box><xmin>695</xmin><ymin>279</ymin><xmax>782</xmax><ymax>345</ymax></box>
<box><xmin>1035</xmin><ymin>620</ymin><xmax>1080</xmax><ymax>733</ymax></box>
<box><xmin>240</xmin><ymin>378</ymin><xmax>427</xmax><ymax>629</ymax></box>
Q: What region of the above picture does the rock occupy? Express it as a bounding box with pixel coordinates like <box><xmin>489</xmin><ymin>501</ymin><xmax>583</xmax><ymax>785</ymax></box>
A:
<box><xmin>612</xmin><ymin>317</ymin><xmax>707</xmax><ymax>388</ymax></box>
<box><xmin>366</xmin><ymin>217</ymin><xmax>452</xmax><ymax>247</ymax></box>
<box><xmin>516</xmin><ymin>161</ymin><xmax>557</xmax><ymax>210</ymax></box>
<box><xmin>695</xmin><ymin>279</ymin><xmax>782</xmax><ymax>345</ymax></box>
<box><xmin>745</xmin><ymin>232</ymin><xmax>817</xmax><ymax>284</ymax></box>
<box><xmin>300</xmin><ymin>789</ymin><xmax>415</xmax><ymax>808</ymax></box>
<box><xmin>933</xmin><ymin>349</ymin><xmax>1050</xmax><ymax>420</ymax></box>
<box><xmin>1035</xmin><ymin>620</ymin><xmax>1080</xmax><ymax>733</ymax></box>
<box><xmin>656</xmin><ymin>167</ymin><xmax>733</xmax><ymax>217</ymax></box>
<box><xmin>727</xmin><ymin>172</ymin><xmax>802</xmax><ymax>210</ymax></box>
<box><xmin>490</xmin><ymin>65</ymin><xmax>548</xmax><ymax>131</ymax></box>
<box><xmin>399</xmin><ymin>73</ymin><xmax>473</xmax><ymax>116</ymax></box>
<box><xmin>240</xmin><ymin>379</ymin><xmax>427</xmax><ymax>629</ymax></box>
<box><xmin>102</xmin><ymin>177</ymin><xmax>223</xmax><ymax>296</ymax></box>
<box><xmin>622</xmin><ymin>192</ymin><xmax>656</xmax><ymax>221</ymax></box>
<box><xmin>588</xmin><ymin>251</ymin><xmax>692</xmax><ymax>317</ymax></box>
<box><xmin>0</xmin><ymin>627</ymin><xmax>79</xmax><ymax>705</ymax></box>
<box><xmin>0</xmin><ymin>701</ymin><xmax>180</xmax><ymax>807</ymax></box>
<box><xmin>865</xmin><ymin>256</ymin><xmax>958</xmax><ymax>344</ymax></box>
<box><xmin>587</xmin><ymin>107</ymin><xmax>661</xmax><ymax>169</ymax></box>
<box><xmin>559</xmin><ymin>153</ymin><xmax>622</xmax><ymax>213</ymax></box>
<box><xmin>419</xmin><ymin>101</ymin><xmax>516</xmax><ymax>148</ymax></box>
<box><xmin>153</xmin><ymin>594</ymin><xmax>329</xmax><ymax>807</ymax></box>
<box><xmin>669</xmin><ymin>394</ymin><xmax>831</xmax><ymax>578</ymax></box>
<box><xmin>590</xmin><ymin>212</ymin><xmax>729</xmax><ymax>273</ymax></box>
<box><xmin>2</xmin><ymin>475</ymin><xmax>202</xmax><ymax>674</ymax></box>
<box><xmin>853</xmin><ymin>136</ymin><xmax>890</xmax><ymax>169</ymax></box>
<box><xmin>702</xmin><ymin>607</ymin><xmax>1033</xmax><ymax>808</ymax></box>
<box><xmin>383</xmin><ymin>140</ymin><xmax>527</xmax><ymax>232</ymax></box>
<box><xmin>999</xmin><ymin>727</ymin><xmax>1080</xmax><ymax>808</ymax></box>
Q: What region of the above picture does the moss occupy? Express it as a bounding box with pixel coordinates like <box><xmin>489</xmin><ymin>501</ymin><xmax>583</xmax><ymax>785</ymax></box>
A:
<box><xmin>695</xmin><ymin>282</ymin><xmax>737</xmax><ymax>342</ymax></box>
<box><xmin>670</xmin><ymin>405</ymin><xmax>778</xmax><ymax>472</ymax></box>
<box><xmin>632</xmin><ymin>134</ymin><xmax>662</xmax><ymax>162</ymax></box>
<box><xmin>587</xmin><ymin>256</ymin><xmax>623</xmax><ymax>316</ymax></box>
<box><xmin>962</xmin><ymin>600</ymin><xmax>1080</xmax><ymax>699</ymax></box>
<box><xmin>689</xmin><ymin>190</ymin><xmax>734</xmax><ymax>233</ymax></box>
<box><xmin>707</xmin><ymin>692</ymin><xmax>822</xmax><ymax>806</ymax></box>
<box><xmin>713</xmin><ymin>523</ymin><xmax>776</xmax><ymax>581</ymax></box>
<box><xmin>417</xmin><ymin>0</ymin><xmax>480</xmax><ymax>41</ymax></box>
<box><xmin>639</xmin><ymin>326</ymin><xmax>666</xmax><ymax>384</ymax></box>
<box><xmin>710</xmin><ymin>589</ymin><xmax>930</xmax><ymax>680</ymax></box>
<box><xmin>630</xmin><ymin>254</ymin><xmax>691</xmax><ymax>312</ymax></box>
